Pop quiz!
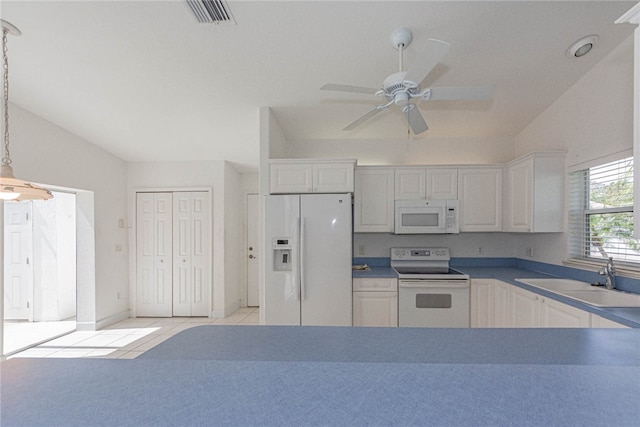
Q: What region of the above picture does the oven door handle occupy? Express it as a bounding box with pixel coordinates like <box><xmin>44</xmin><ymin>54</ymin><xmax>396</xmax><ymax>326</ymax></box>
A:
<box><xmin>399</xmin><ymin>281</ymin><xmax>469</xmax><ymax>289</ymax></box>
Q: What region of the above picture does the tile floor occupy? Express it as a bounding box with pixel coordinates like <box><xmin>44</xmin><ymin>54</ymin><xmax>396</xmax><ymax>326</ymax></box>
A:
<box><xmin>4</xmin><ymin>320</ymin><xmax>77</xmax><ymax>355</ymax></box>
<box><xmin>7</xmin><ymin>307</ymin><xmax>259</xmax><ymax>360</ymax></box>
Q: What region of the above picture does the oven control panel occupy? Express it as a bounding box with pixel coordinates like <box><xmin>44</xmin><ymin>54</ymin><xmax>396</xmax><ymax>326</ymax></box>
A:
<box><xmin>391</xmin><ymin>247</ymin><xmax>450</xmax><ymax>261</ymax></box>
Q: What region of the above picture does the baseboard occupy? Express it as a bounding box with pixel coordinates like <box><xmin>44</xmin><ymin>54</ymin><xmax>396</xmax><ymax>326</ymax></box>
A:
<box><xmin>77</xmin><ymin>309</ymin><xmax>131</xmax><ymax>331</ymax></box>
<box><xmin>210</xmin><ymin>300</ymin><xmax>242</xmax><ymax>319</ymax></box>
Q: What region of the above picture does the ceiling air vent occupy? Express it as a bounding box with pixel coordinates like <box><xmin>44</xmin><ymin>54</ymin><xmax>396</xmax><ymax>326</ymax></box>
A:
<box><xmin>186</xmin><ymin>0</ymin><xmax>236</xmax><ymax>25</ymax></box>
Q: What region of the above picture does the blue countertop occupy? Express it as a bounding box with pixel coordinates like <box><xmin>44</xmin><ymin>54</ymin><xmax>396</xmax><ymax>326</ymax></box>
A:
<box><xmin>5</xmin><ymin>326</ymin><xmax>638</xmax><ymax>426</ymax></box>
<box><xmin>352</xmin><ymin>266</ymin><xmax>397</xmax><ymax>278</ymax></box>
<box><xmin>353</xmin><ymin>257</ymin><xmax>640</xmax><ymax>328</ymax></box>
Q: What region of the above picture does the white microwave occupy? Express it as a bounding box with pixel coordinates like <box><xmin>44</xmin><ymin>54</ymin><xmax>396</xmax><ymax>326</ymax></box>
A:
<box><xmin>394</xmin><ymin>199</ymin><xmax>459</xmax><ymax>234</ymax></box>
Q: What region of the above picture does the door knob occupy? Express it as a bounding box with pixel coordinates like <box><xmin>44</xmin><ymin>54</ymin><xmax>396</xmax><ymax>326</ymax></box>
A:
<box><xmin>249</xmin><ymin>254</ymin><xmax>255</xmax><ymax>259</ymax></box>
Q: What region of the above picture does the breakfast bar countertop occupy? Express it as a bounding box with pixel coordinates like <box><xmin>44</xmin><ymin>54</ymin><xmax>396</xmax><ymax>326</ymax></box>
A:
<box><xmin>3</xmin><ymin>326</ymin><xmax>640</xmax><ymax>427</ymax></box>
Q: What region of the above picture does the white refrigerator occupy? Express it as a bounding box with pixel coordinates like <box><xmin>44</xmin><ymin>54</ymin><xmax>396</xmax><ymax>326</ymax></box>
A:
<box><xmin>264</xmin><ymin>193</ymin><xmax>352</xmax><ymax>326</ymax></box>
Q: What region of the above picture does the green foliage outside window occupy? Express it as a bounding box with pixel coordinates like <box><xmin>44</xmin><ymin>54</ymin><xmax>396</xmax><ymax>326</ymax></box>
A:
<box><xmin>587</xmin><ymin>159</ymin><xmax>638</xmax><ymax>260</ymax></box>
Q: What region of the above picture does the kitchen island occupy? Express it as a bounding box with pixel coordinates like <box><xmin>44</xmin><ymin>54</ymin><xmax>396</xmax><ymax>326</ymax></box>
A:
<box><xmin>2</xmin><ymin>325</ymin><xmax>639</xmax><ymax>426</ymax></box>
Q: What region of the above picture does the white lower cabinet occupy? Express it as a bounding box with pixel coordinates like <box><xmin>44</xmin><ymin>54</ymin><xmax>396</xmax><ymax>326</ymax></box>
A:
<box><xmin>493</xmin><ymin>280</ymin><xmax>511</xmax><ymax>327</ymax></box>
<box><xmin>472</xmin><ymin>279</ymin><xmax>593</xmax><ymax>328</ymax></box>
<box><xmin>470</xmin><ymin>279</ymin><xmax>512</xmax><ymax>328</ymax></box>
<box><xmin>353</xmin><ymin>278</ymin><xmax>398</xmax><ymax>327</ymax></box>
<box><xmin>540</xmin><ymin>296</ymin><xmax>591</xmax><ymax>328</ymax></box>
<box><xmin>470</xmin><ymin>279</ymin><xmax>493</xmax><ymax>327</ymax></box>
<box><xmin>510</xmin><ymin>286</ymin><xmax>541</xmax><ymax>327</ymax></box>
<box><xmin>510</xmin><ymin>286</ymin><xmax>590</xmax><ymax>328</ymax></box>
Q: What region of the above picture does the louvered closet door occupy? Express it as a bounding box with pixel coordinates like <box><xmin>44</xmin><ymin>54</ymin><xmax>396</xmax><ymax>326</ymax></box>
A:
<box><xmin>136</xmin><ymin>193</ymin><xmax>173</xmax><ymax>317</ymax></box>
<box><xmin>172</xmin><ymin>192</ymin><xmax>210</xmax><ymax>317</ymax></box>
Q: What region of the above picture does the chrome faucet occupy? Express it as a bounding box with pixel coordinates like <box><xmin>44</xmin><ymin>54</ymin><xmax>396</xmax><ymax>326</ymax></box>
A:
<box><xmin>598</xmin><ymin>257</ymin><xmax>616</xmax><ymax>290</ymax></box>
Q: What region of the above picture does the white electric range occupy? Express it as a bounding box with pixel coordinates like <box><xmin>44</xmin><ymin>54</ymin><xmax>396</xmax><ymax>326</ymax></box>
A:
<box><xmin>391</xmin><ymin>248</ymin><xmax>470</xmax><ymax>327</ymax></box>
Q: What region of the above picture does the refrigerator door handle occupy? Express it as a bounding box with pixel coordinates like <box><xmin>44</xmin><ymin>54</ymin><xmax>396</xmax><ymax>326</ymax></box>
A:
<box><xmin>300</xmin><ymin>217</ymin><xmax>306</xmax><ymax>301</ymax></box>
<box><xmin>292</xmin><ymin>217</ymin><xmax>300</xmax><ymax>301</ymax></box>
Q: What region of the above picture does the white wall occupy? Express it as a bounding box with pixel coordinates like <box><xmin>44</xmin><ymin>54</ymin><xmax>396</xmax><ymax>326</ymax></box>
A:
<box><xmin>32</xmin><ymin>192</ymin><xmax>76</xmax><ymax>321</ymax></box>
<box><xmin>283</xmin><ymin>136</ymin><xmax>516</xmax><ymax>166</ymax></box>
<box><xmin>268</xmin><ymin>112</ymin><xmax>288</xmax><ymax>160</ymax></box>
<box><xmin>355</xmin><ymin>233</ymin><xmax>515</xmax><ymax>259</ymax></box>
<box><xmin>11</xmin><ymin>104</ymin><xmax>128</xmax><ymax>327</ymax></box>
<box><xmin>513</xmin><ymin>34</ymin><xmax>635</xmax><ymax>265</ymax></box>
<box><xmin>223</xmin><ymin>164</ymin><xmax>244</xmax><ymax>312</ymax></box>
<box><xmin>515</xmin><ymin>35</ymin><xmax>634</xmax><ymax>168</ymax></box>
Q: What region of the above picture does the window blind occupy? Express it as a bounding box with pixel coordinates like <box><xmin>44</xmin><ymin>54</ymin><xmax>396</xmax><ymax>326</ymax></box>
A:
<box><xmin>568</xmin><ymin>157</ymin><xmax>638</xmax><ymax>263</ymax></box>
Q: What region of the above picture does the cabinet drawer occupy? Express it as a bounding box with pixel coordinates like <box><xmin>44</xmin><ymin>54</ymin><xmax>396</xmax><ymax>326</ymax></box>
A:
<box><xmin>353</xmin><ymin>278</ymin><xmax>397</xmax><ymax>292</ymax></box>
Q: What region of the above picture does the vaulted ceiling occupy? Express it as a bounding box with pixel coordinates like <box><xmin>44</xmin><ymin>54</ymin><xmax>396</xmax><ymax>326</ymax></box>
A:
<box><xmin>2</xmin><ymin>1</ymin><xmax>636</xmax><ymax>171</ymax></box>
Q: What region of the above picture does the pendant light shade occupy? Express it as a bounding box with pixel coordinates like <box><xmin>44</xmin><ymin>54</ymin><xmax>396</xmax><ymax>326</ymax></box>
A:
<box><xmin>0</xmin><ymin>19</ymin><xmax>52</xmax><ymax>202</ymax></box>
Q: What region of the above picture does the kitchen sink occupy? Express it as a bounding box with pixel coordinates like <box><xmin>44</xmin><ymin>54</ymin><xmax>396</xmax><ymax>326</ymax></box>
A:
<box><xmin>560</xmin><ymin>290</ymin><xmax>640</xmax><ymax>307</ymax></box>
<box><xmin>515</xmin><ymin>278</ymin><xmax>640</xmax><ymax>307</ymax></box>
<box><xmin>515</xmin><ymin>278</ymin><xmax>593</xmax><ymax>292</ymax></box>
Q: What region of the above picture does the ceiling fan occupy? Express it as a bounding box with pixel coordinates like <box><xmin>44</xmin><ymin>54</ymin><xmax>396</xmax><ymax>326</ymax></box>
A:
<box><xmin>321</xmin><ymin>28</ymin><xmax>495</xmax><ymax>135</ymax></box>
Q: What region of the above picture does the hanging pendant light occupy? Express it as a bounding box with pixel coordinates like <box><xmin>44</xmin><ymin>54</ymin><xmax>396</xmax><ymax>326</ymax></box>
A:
<box><xmin>0</xmin><ymin>19</ymin><xmax>51</xmax><ymax>201</ymax></box>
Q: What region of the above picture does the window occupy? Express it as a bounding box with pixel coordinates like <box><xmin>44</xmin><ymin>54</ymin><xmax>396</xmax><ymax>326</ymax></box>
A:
<box><xmin>569</xmin><ymin>157</ymin><xmax>639</xmax><ymax>264</ymax></box>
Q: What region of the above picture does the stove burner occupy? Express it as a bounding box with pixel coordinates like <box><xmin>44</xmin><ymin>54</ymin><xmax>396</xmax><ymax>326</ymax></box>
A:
<box><xmin>390</xmin><ymin>247</ymin><xmax>469</xmax><ymax>280</ymax></box>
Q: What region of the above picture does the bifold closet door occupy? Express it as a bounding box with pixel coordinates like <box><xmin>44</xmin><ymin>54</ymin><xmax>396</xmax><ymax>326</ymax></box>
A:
<box><xmin>172</xmin><ymin>192</ymin><xmax>210</xmax><ymax>317</ymax></box>
<box><xmin>136</xmin><ymin>193</ymin><xmax>173</xmax><ymax>317</ymax></box>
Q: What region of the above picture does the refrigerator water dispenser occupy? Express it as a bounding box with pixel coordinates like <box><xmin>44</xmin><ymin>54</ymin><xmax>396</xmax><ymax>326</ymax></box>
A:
<box><xmin>272</xmin><ymin>238</ymin><xmax>292</xmax><ymax>271</ymax></box>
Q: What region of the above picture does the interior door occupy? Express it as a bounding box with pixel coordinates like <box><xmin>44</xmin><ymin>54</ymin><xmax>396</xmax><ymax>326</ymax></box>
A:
<box><xmin>172</xmin><ymin>191</ymin><xmax>210</xmax><ymax>317</ymax></box>
<box><xmin>136</xmin><ymin>193</ymin><xmax>173</xmax><ymax>317</ymax></box>
<box><xmin>3</xmin><ymin>202</ymin><xmax>33</xmax><ymax>321</ymax></box>
<box><xmin>246</xmin><ymin>193</ymin><xmax>259</xmax><ymax>306</ymax></box>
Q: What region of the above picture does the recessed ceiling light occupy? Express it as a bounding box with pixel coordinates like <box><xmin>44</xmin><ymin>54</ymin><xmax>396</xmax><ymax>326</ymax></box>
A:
<box><xmin>567</xmin><ymin>35</ymin><xmax>599</xmax><ymax>58</ymax></box>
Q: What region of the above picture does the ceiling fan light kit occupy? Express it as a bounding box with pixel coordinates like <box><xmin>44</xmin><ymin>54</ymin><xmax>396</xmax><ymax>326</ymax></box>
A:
<box><xmin>321</xmin><ymin>27</ymin><xmax>494</xmax><ymax>135</ymax></box>
<box><xmin>0</xmin><ymin>19</ymin><xmax>52</xmax><ymax>201</ymax></box>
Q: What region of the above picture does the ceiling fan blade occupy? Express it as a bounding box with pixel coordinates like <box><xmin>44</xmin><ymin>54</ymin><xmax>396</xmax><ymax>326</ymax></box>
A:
<box><xmin>428</xmin><ymin>85</ymin><xmax>495</xmax><ymax>101</ymax></box>
<box><xmin>402</xmin><ymin>105</ymin><xmax>429</xmax><ymax>135</ymax></box>
<box><xmin>343</xmin><ymin>106</ymin><xmax>386</xmax><ymax>131</ymax></box>
<box><xmin>403</xmin><ymin>38</ymin><xmax>451</xmax><ymax>86</ymax></box>
<box><xmin>321</xmin><ymin>83</ymin><xmax>379</xmax><ymax>95</ymax></box>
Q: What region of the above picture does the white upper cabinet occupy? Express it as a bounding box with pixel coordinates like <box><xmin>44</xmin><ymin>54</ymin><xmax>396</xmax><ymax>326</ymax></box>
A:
<box><xmin>458</xmin><ymin>167</ymin><xmax>503</xmax><ymax>232</ymax></box>
<box><xmin>504</xmin><ymin>152</ymin><xmax>565</xmax><ymax>233</ymax></box>
<box><xmin>395</xmin><ymin>168</ymin><xmax>426</xmax><ymax>199</ymax></box>
<box><xmin>270</xmin><ymin>163</ymin><xmax>313</xmax><ymax>193</ymax></box>
<box><xmin>354</xmin><ymin>167</ymin><xmax>395</xmax><ymax>233</ymax></box>
<box><xmin>395</xmin><ymin>167</ymin><xmax>457</xmax><ymax>200</ymax></box>
<box><xmin>270</xmin><ymin>160</ymin><xmax>355</xmax><ymax>194</ymax></box>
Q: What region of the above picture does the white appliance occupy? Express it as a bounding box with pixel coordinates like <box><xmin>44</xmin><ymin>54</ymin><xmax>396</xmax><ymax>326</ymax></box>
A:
<box><xmin>394</xmin><ymin>199</ymin><xmax>459</xmax><ymax>234</ymax></box>
<box><xmin>264</xmin><ymin>193</ymin><xmax>352</xmax><ymax>326</ymax></box>
<box><xmin>392</xmin><ymin>248</ymin><xmax>469</xmax><ymax>327</ymax></box>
